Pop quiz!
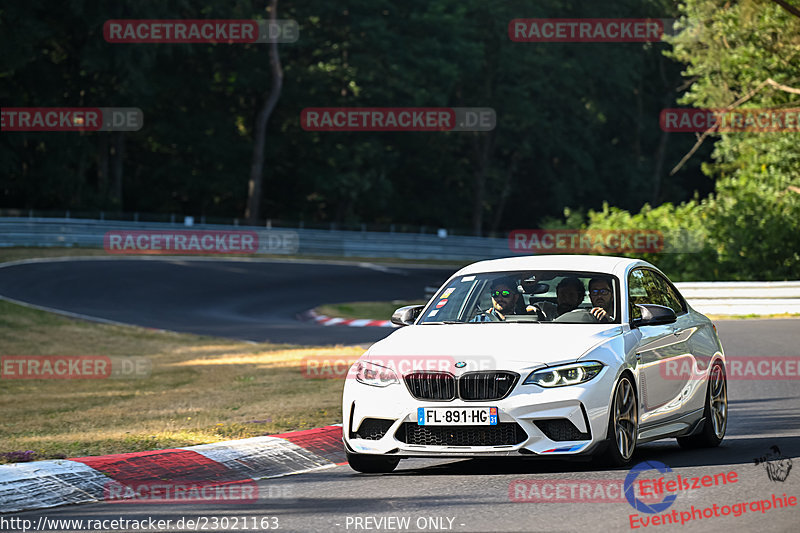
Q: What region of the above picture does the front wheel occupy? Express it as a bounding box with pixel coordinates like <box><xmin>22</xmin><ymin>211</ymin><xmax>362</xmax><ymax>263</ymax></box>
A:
<box><xmin>677</xmin><ymin>361</ymin><xmax>727</xmax><ymax>449</ymax></box>
<box><xmin>599</xmin><ymin>374</ymin><xmax>638</xmax><ymax>467</ymax></box>
<box><xmin>346</xmin><ymin>451</ymin><xmax>400</xmax><ymax>473</ymax></box>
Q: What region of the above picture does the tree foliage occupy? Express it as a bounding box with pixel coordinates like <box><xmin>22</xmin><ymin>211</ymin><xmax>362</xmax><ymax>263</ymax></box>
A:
<box><xmin>1</xmin><ymin>0</ymin><xmax>797</xmax><ymax>278</ymax></box>
<box><xmin>2</xmin><ymin>1</ymin><xmax>702</xmax><ymax>227</ymax></box>
<box><xmin>574</xmin><ymin>0</ymin><xmax>800</xmax><ymax>280</ymax></box>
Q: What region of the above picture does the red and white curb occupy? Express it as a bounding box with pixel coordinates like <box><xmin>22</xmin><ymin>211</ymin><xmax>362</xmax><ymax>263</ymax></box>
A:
<box><xmin>298</xmin><ymin>309</ymin><xmax>397</xmax><ymax>328</ymax></box>
<box><xmin>0</xmin><ymin>425</ymin><xmax>345</xmax><ymax>514</ymax></box>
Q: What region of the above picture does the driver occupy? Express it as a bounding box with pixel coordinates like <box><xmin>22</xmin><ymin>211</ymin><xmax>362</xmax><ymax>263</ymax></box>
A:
<box><xmin>589</xmin><ymin>277</ymin><xmax>615</xmax><ymax>322</ymax></box>
<box><xmin>471</xmin><ymin>277</ymin><xmax>519</xmax><ymax>322</ymax></box>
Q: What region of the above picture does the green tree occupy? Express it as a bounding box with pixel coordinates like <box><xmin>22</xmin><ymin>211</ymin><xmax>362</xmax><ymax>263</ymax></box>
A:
<box><xmin>574</xmin><ymin>0</ymin><xmax>800</xmax><ymax>280</ymax></box>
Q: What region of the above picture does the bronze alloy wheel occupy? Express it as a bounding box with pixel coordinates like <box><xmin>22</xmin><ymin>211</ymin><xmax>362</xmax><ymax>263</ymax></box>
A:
<box><xmin>709</xmin><ymin>363</ymin><xmax>728</xmax><ymax>439</ymax></box>
<box><xmin>677</xmin><ymin>361</ymin><xmax>728</xmax><ymax>449</ymax></box>
<box><xmin>613</xmin><ymin>376</ymin><xmax>638</xmax><ymax>460</ymax></box>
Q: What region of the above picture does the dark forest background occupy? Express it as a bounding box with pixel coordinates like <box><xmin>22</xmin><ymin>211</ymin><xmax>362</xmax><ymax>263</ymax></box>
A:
<box><xmin>1</xmin><ymin>0</ymin><xmax>798</xmax><ymax>279</ymax></box>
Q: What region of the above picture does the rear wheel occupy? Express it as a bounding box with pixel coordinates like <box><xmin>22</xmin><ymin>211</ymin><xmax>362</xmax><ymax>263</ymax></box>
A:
<box><xmin>677</xmin><ymin>362</ymin><xmax>727</xmax><ymax>449</ymax></box>
<box><xmin>346</xmin><ymin>451</ymin><xmax>400</xmax><ymax>473</ymax></box>
<box><xmin>600</xmin><ymin>374</ymin><xmax>638</xmax><ymax>467</ymax></box>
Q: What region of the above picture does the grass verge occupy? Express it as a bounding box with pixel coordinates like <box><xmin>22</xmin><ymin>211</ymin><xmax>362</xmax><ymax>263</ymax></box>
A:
<box><xmin>316</xmin><ymin>300</ymin><xmax>427</xmax><ymax>320</ymax></box>
<box><xmin>0</xmin><ymin>299</ymin><xmax>363</xmax><ymax>463</ymax></box>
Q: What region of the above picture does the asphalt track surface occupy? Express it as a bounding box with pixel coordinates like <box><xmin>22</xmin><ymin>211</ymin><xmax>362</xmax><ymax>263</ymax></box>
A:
<box><xmin>2</xmin><ymin>258</ymin><xmax>799</xmax><ymax>532</ymax></box>
<box><xmin>0</xmin><ymin>257</ymin><xmax>452</xmax><ymax>345</ymax></box>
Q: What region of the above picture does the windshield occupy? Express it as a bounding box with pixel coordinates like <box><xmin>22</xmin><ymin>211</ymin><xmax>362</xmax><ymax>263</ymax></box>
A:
<box><xmin>419</xmin><ymin>270</ymin><xmax>620</xmax><ymax>325</ymax></box>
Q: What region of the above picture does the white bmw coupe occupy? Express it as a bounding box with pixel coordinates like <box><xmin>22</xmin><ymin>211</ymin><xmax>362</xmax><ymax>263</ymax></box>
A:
<box><xmin>342</xmin><ymin>255</ymin><xmax>727</xmax><ymax>473</ymax></box>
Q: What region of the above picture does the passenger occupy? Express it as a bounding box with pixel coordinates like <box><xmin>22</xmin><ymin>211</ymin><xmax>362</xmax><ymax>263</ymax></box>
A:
<box><xmin>588</xmin><ymin>277</ymin><xmax>615</xmax><ymax>322</ymax></box>
<box><xmin>471</xmin><ymin>277</ymin><xmax>519</xmax><ymax>322</ymax></box>
<box><xmin>529</xmin><ymin>276</ymin><xmax>585</xmax><ymax>319</ymax></box>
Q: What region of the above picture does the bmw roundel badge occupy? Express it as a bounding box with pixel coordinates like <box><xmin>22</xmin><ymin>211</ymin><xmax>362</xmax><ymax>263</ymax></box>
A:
<box><xmin>454</xmin><ymin>361</ymin><xmax>467</xmax><ymax>368</ymax></box>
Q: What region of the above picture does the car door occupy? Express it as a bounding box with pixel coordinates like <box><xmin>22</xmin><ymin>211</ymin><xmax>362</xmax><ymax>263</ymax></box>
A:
<box><xmin>629</xmin><ymin>268</ymin><xmax>693</xmax><ymax>428</ymax></box>
<box><xmin>651</xmin><ymin>272</ymin><xmax>709</xmax><ymax>416</ymax></box>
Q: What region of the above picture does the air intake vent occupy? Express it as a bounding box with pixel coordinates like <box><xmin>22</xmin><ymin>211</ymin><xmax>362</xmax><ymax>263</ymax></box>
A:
<box><xmin>397</xmin><ymin>422</ymin><xmax>527</xmax><ymax>446</ymax></box>
<box><xmin>534</xmin><ymin>419</ymin><xmax>591</xmax><ymax>441</ymax></box>
<box><xmin>353</xmin><ymin>418</ymin><xmax>394</xmax><ymax>440</ymax></box>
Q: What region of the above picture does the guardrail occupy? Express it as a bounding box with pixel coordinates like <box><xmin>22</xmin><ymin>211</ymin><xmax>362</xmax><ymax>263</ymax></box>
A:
<box><xmin>2</xmin><ymin>218</ymin><xmax>798</xmax><ymax>316</ymax></box>
<box><xmin>0</xmin><ymin>217</ymin><xmax>508</xmax><ymax>261</ymax></box>
<box><xmin>674</xmin><ymin>281</ymin><xmax>800</xmax><ymax>315</ymax></box>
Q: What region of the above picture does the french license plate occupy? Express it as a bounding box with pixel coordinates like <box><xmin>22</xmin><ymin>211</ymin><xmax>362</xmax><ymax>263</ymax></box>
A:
<box><xmin>417</xmin><ymin>407</ymin><xmax>498</xmax><ymax>426</ymax></box>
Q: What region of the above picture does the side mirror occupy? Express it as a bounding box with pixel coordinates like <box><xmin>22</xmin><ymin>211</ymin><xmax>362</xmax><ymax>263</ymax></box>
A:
<box><xmin>391</xmin><ymin>305</ymin><xmax>424</xmax><ymax>327</ymax></box>
<box><xmin>632</xmin><ymin>304</ymin><xmax>677</xmax><ymax>327</ymax></box>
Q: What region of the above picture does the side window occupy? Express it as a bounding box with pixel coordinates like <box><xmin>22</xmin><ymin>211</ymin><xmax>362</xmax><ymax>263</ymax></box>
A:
<box><xmin>651</xmin><ymin>272</ymin><xmax>687</xmax><ymax>315</ymax></box>
<box><xmin>628</xmin><ymin>269</ymin><xmax>648</xmax><ymax>319</ymax></box>
<box><xmin>476</xmin><ymin>279</ymin><xmax>493</xmax><ymax>311</ymax></box>
<box><xmin>628</xmin><ymin>269</ymin><xmax>668</xmax><ymax>319</ymax></box>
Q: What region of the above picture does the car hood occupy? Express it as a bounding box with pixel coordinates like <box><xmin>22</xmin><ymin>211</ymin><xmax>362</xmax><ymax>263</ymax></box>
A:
<box><xmin>364</xmin><ymin>323</ymin><xmax>622</xmax><ymax>373</ymax></box>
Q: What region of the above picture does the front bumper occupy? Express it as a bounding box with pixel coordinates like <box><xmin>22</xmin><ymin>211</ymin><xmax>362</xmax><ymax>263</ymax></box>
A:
<box><xmin>342</xmin><ymin>366</ymin><xmax>615</xmax><ymax>458</ymax></box>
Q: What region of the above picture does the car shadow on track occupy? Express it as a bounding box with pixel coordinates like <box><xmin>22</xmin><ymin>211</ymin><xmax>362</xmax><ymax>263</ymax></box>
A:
<box><xmin>378</xmin><ymin>434</ymin><xmax>798</xmax><ymax>476</ymax></box>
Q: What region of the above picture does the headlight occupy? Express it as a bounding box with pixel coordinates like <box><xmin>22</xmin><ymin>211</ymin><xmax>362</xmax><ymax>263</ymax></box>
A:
<box><xmin>355</xmin><ymin>360</ymin><xmax>399</xmax><ymax>387</ymax></box>
<box><xmin>524</xmin><ymin>361</ymin><xmax>604</xmax><ymax>388</ymax></box>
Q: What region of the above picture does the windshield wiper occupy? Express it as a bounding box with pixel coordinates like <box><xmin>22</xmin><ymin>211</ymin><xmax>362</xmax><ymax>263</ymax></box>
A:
<box><xmin>421</xmin><ymin>320</ymin><xmax>466</xmax><ymax>325</ymax></box>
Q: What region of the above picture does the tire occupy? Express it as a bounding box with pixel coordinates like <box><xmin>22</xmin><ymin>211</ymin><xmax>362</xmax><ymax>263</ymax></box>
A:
<box><xmin>677</xmin><ymin>361</ymin><xmax>727</xmax><ymax>449</ymax></box>
<box><xmin>599</xmin><ymin>374</ymin><xmax>638</xmax><ymax>467</ymax></box>
<box><xmin>346</xmin><ymin>451</ymin><xmax>400</xmax><ymax>473</ymax></box>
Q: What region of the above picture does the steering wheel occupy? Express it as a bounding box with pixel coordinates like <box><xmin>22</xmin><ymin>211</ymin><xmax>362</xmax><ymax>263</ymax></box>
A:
<box><xmin>480</xmin><ymin>310</ymin><xmax>501</xmax><ymax>322</ymax></box>
<box><xmin>469</xmin><ymin>301</ymin><xmax>500</xmax><ymax>322</ymax></box>
<box><xmin>527</xmin><ymin>304</ymin><xmax>551</xmax><ymax>321</ymax></box>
